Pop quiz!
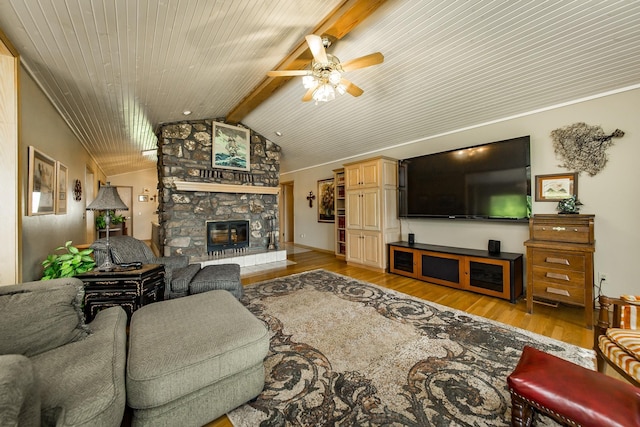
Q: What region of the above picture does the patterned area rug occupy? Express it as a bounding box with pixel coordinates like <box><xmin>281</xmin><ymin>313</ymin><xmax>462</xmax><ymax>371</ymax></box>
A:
<box><xmin>228</xmin><ymin>270</ymin><xmax>594</xmax><ymax>426</ymax></box>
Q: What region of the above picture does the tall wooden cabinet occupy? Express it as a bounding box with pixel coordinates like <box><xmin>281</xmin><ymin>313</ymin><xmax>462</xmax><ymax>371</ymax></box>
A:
<box><xmin>333</xmin><ymin>168</ymin><xmax>346</xmax><ymax>258</ymax></box>
<box><xmin>524</xmin><ymin>214</ymin><xmax>595</xmax><ymax>329</ymax></box>
<box><xmin>344</xmin><ymin>157</ymin><xmax>400</xmax><ymax>270</ymax></box>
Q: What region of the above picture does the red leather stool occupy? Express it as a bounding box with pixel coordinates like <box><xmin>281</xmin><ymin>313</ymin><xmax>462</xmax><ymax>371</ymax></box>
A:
<box><xmin>507</xmin><ymin>345</ymin><xmax>640</xmax><ymax>427</ymax></box>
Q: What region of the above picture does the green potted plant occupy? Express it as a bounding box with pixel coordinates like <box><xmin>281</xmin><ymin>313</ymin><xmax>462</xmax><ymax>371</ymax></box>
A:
<box><xmin>96</xmin><ymin>210</ymin><xmax>124</xmax><ymax>229</ymax></box>
<box><xmin>41</xmin><ymin>241</ymin><xmax>96</xmax><ymax>280</ymax></box>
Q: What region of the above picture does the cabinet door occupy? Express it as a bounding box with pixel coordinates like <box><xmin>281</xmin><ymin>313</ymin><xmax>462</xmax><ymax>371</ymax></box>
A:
<box><xmin>360</xmin><ymin>160</ymin><xmax>379</xmax><ymax>187</ymax></box>
<box><xmin>362</xmin><ymin>232</ymin><xmax>382</xmax><ymax>267</ymax></box>
<box><xmin>418</xmin><ymin>251</ymin><xmax>464</xmax><ymax>289</ymax></box>
<box><xmin>389</xmin><ymin>246</ymin><xmax>417</xmax><ymax>277</ymax></box>
<box><xmin>465</xmin><ymin>256</ymin><xmax>510</xmax><ymax>300</ymax></box>
<box><xmin>361</xmin><ymin>188</ymin><xmax>380</xmax><ymax>230</ymax></box>
<box><xmin>346</xmin><ymin>191</ymin><xmax>362</xmax><ymax>229</ymax></box>
<box><xmin>346</xmin><ymin>229</ymin><xmax>363</xmax><ymax>263</ymax></box>
<box><xmin>345</xmin><ymin>165</ymin><xmax>361</xmax><ymax>190</ymax></box>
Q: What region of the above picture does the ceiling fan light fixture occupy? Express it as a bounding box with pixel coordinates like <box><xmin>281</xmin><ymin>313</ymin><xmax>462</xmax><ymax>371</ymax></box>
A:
<box><xmin>302</xmin><ymin>75</ymin><xmax>317</xmax><ymax>89</ymax></box>
<box><xmin>328</xmin><ymin>69</ymin><xmax>342</xmax><ymax>85</ymax></box>
<box><xmin>336</xmin><ymin>83</ymin><xmax>347</xmax><ymax>96</ymax></box>
<box><xmin>313</xmin><ymin>84</ymin><xmax>336</xmax><ymax>103</ymax></box>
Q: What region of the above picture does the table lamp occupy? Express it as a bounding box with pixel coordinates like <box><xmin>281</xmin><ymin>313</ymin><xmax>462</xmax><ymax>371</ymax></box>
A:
<box><xmin>86</xmin><ymin>182</ymin><xmax>128</xmax><ymax>271</ymax></box>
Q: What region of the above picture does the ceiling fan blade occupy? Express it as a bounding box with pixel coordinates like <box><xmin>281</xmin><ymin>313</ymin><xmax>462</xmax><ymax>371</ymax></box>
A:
<box><xmin>305</xmin><ymin>34</ymin><xmax>328</xmax><ymax>64</ymax></box>
<box><xmin>302</xmin><ymin>87</ymin><xmax>315</xmax><ymax>102</ymax></box>
<box><xmin>340</xmin><ymin>52</ymin><xmax>384</xmax><ymax>72</ymax></box>
<box><xmin>267</xmin><ymin>70</ymin><xmax>310</xmax><ymax>77</ymax></box>
<box><xmin>340</xmin><ymin>78</ymin><xmax>364</xmax><ymax>97</ymax></box>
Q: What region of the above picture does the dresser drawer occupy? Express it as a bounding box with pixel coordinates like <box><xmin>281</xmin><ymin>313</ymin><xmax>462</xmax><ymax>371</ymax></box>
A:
<box><xmin>532</xmin><ymin>266</ymin><xmax>585</xmax><ymax>287</ymax></box>
<box><xmin>530</xmin><ymin>281</ymin><xmax>585</xmax><ymax>306</ymax></box>
<box><xmin>531</xmin><ymin>223</ymin><xmax>591</xmax><ymax>244</ymax></box>
<box><xmin>530</xmin><ymin>249</ymin><xmax>585</xmax><ymax>272</ymax></box>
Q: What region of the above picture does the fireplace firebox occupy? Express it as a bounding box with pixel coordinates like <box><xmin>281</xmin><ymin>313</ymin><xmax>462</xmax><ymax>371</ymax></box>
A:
<box><xmin>206</xmin><ymin>220</ymin><xmax>249</xmax><ymax>253</ymax></box>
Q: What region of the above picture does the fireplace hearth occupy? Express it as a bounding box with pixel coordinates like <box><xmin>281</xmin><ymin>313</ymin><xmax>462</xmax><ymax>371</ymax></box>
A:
<box><xmin>206</xmin><ymin>220</ymin><xmax>249</xmax><ymax>254</ymax></box>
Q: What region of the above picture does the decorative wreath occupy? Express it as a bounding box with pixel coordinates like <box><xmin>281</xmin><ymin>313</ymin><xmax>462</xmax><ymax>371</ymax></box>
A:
<box><xmin>73</xmin><ymin>179</ymin><xmax>82</xmax><ymax>201</ymax></box>
<box><xmin>550</xmin><ymin>122</ymin><xmax>624</xmax><ymax>176</ymax></box>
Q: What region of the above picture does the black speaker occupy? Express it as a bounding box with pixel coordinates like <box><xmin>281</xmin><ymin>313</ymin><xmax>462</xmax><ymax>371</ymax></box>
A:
<box><xmin>408</xmin><ymin>233</ymin><xmax>415</xmax><ymax>245</ymax></box>
<box><xmin>488</xmin><ymin>239</ymin><xmax>501</xmax><ymax>254</ymax></box>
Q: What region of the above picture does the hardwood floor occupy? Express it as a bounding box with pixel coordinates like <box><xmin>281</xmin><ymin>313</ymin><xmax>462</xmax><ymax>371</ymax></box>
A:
<box><xmin>206</xmin><ymin>247</ymin><xmax>596</xmax><ymax>427</ymax></box>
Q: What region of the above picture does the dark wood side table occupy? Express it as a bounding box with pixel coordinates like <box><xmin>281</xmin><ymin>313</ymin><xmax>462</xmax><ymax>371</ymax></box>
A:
<box><xmin>76</xmin><ymin>264</ymin><xmax>165</xmax><ymax>322</ymax></box>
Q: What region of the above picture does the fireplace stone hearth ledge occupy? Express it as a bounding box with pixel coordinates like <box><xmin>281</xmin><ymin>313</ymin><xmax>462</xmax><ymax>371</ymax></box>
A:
<box><xmin>190</xmin><ymin>247</ymin><xmax>287</xmax><ymax>269</ymax></box>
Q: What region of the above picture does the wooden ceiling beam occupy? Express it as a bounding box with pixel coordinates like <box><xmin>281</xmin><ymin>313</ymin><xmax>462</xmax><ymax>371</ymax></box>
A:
<box><xmin>225</xmin><ymin>0</ymin><xmax>388</xmax><ymax>124</ymax></box>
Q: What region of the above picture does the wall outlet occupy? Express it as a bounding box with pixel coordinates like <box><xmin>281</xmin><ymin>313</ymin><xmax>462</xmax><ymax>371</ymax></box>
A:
<box><xmin>300</xmin><ymin>233</ymin><xmax>305</xmax><ymax>238</ymax></box>
<box><xmin>599</xmin><ymin>273</ymin><xmax>607</xmax><ymax>283</ymax></box>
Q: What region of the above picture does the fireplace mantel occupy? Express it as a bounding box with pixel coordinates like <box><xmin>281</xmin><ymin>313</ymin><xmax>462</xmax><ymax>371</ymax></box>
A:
<box><xmin>174</xmin><ymin>181</ymin><xmax>280</xmax><ymax>195</ymax></box>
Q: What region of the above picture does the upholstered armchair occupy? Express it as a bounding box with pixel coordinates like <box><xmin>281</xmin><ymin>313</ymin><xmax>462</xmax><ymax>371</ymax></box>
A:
<box><xmin>91</xmin><ymin>235</ymin><xmax>201</xmax><ymax>299</ymax></box>
<box><xmin>595</xmin><ymin>295</ymin><xmax>640</xmax><ymax>386</ymax></box>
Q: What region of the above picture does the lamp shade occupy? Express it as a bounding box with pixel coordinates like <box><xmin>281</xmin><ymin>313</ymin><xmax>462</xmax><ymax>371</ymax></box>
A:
<box><xmin>86</xmin><ymin>182</ymin><xmax>128</xmax><ymax>211</ymax></box>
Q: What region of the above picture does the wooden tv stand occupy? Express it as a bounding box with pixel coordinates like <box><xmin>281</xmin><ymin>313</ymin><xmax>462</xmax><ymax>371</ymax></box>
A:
<box><xmin>388</xmin><ymin>242</ymin><xmax>523</xmax><ymax>303</ymax></box>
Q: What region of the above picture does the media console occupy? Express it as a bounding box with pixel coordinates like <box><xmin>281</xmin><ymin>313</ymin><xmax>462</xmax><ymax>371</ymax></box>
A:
<box><xmin>388</xmin><ymin>242</ymin><xmax>524</xmax><ymax>303</ymax></box>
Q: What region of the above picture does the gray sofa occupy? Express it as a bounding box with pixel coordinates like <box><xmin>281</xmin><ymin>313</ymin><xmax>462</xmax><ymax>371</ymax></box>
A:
<box><xmin>0</xmin><ymin>278</ymin><xmax>127</xmax><ymax>427</ymax></box>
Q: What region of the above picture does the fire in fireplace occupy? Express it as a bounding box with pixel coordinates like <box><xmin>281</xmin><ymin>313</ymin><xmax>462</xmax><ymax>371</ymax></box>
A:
<box><xmin>206</xmin><ymin>220</ymin><xmax>249</xmax><ymax>253</ymax></box>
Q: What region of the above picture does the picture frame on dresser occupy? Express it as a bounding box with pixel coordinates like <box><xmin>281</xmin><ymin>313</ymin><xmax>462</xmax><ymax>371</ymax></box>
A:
<box><xmin>318</xmin><ymin>178</ymin><xmax>335</xmax><ymax>223</ymax></box>
<box><xmin>535</xmin><ymin>173</ymin><xmax>578</xmax><ymax>201</ymax></box>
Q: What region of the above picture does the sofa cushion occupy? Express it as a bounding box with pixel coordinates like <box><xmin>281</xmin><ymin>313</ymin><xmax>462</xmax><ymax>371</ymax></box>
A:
<box><xmin>31</xmin><ymin>306</ymin><xmax>127</xmax><ymax>427</ymax></box>
<box><xmin>598</xmin><ymin>334</ymin><xmax>640</xmax><ymax>382</ymax></box>
<box><xmin>607</xmin><ymin>328</ymin><xmax>640</xmax><ymax>360</ymax></box>
<box><xmin>0</xmin><ymin>279</ymin><xmax>89</xmax><ymax>357</ymax></box>
<box><xmin>169</xmin><ymin>263</ymin><xmax>201</xmax><ymax>293</ymax></box>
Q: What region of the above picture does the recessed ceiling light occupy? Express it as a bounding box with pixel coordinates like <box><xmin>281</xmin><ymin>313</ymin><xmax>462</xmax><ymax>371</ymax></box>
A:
<box><xmin>275</xmin><ymin>131</ymin><xmax>283</xmax><ymax>137</ymax></box>
<box><xmin>183</xmin><ymin>110</ymin><xmax>192</xmax><ymax>116</ymax></box>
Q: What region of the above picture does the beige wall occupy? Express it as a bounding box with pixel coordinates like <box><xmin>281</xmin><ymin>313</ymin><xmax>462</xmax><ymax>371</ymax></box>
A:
<box><xmin>107</xmin><ymin>168</ymin><xmax>158</xmax><ymax>240</ymax></box>
<box><xmin>20</xmin><ymin>69</ymin><xmax>105</xmax><ymax>281</ymax></box>
<box><xmin>282</xmin><ymin>87</ymin><xmax>640</xmax><ymax>298</ymax></box>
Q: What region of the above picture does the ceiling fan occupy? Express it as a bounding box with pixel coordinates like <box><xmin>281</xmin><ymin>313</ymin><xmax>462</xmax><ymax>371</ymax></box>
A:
<box><xmin>267</xmin><ymin>34</ymin><xmax>384</xmax><ymax>103</ymax></box>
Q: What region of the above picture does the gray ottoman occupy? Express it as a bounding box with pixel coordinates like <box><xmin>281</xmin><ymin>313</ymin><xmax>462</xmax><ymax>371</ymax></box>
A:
<box><xmin>189</xmin><ymin>263</ymin><xmax>243</xmax><ymax>298</ymax></box>
<box><xmin>126</xmin><ymin>290</ymin><xmax>269</xmax><ymax>427</ymax></box>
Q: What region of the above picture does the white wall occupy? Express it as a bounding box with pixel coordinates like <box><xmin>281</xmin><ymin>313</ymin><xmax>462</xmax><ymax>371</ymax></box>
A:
<box><xmin>281</xmin><ymin>88</ymin><xmax>640</xmax><ymax>298</ymax></box>
<box><xmin>107</xmin><ymin>168</ymin><xmax>158</xmax><ymax>240</ymax></box>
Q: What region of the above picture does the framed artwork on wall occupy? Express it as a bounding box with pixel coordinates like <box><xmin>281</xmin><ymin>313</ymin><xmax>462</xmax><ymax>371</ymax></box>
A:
<box><xmin>318</xmin><ymin>178</ymin><xmax>335</xmax><ymax>223</ymax></box>
<box><xmin>535</xmin><ymin>172</ymin><xmax>578</xmax><ymax>201</ymax></box>
<box><xmin>55</xmin><ymin>161</ymin><xmax>68</xmax><ymax>214</ymax></box>
<box><xmin>28</xmin><ymin>146</ymin><xmax>57</xmax><ymax>215</ymax></box>
<box><xmin>212</xmin><ymin>122</ymin><xmax>250</xmax><ymax>171</ymax></box>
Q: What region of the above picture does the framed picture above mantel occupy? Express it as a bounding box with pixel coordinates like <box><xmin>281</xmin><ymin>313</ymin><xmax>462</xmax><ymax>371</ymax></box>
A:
<box><xmin>212</xmin><ymin>122</ymin><xmax>250</xmax><ymax>171</ymax></box>
<box><xmin>535</xmin><ymin>173</ymin><xmax>578</xmax><ymax>202</ymax></box>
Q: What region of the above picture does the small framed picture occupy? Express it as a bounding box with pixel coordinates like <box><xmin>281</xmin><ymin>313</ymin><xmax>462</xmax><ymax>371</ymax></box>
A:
<box><xmin>317</xmin><ymin>178</ymin><xmax>335</xmax><ymax>223</ymax></box>
<box><xmin>28</xmin><ymin>146</ymin><xmax>56</xmax><ymax>215</ymax></box>
<box><xmin>55</xmin><ymin>161</ymin><xmax>68</xmax><ymax>214</ymax></box>
<box><xmin>535</xmin><ymin>173</ymin><xmax>578</xmax><ymax>201</ymax></box>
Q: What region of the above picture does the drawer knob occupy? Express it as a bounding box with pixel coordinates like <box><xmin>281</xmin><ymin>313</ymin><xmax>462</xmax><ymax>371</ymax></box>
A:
<box><xmin>546</xmin><ymin>287</ymin><xmax>570</xmax><ymax>296</ymax></box>
<box><xmin>546</xmin><ymin>272</ymin><xmax>570</xmax><ymax>281</ymax></box>
<box><xmin>545</xmin><ymin>257</ymin><xmax>570</xmax><ymax>265</ymax></box>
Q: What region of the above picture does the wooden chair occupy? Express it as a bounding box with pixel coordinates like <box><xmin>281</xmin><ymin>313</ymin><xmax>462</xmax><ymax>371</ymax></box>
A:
<box><xmin>595</xmin><ymin>295</ymin><xmax>640</xmax><ymax>386</ymax></box>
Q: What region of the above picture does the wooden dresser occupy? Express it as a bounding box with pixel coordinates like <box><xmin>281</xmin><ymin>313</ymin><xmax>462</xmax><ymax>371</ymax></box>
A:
<box><xmin>524</xmin><ymin>214</ymin><xmax>595</xmax><ymax>328</ymax></box>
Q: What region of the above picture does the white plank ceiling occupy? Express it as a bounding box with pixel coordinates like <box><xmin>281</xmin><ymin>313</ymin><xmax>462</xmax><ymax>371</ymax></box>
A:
<box><xmin>1</xmin><ymin>0</ymin><xmax>639</xmax><ymax>176</ymax></box>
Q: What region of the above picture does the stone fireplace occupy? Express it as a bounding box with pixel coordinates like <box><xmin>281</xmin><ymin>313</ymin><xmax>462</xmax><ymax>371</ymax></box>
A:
<box><xmin>156</xmin><ymin>119</ymin><xmax>281</xmax><ymax>258</ymax></box>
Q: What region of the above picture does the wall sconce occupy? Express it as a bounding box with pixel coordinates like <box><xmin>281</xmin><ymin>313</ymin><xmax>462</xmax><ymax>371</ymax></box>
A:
<box><xmin>307</xmin><ymin>191</ymin><xmax>316</xmax><ymax>208</ymax></box>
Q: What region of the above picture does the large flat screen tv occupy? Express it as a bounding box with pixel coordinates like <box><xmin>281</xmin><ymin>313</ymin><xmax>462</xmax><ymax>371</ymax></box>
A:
<box><xmin>398</xmin><ymin>136</ymin><xmax>531</xmax><ymax>221</ymax></box>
